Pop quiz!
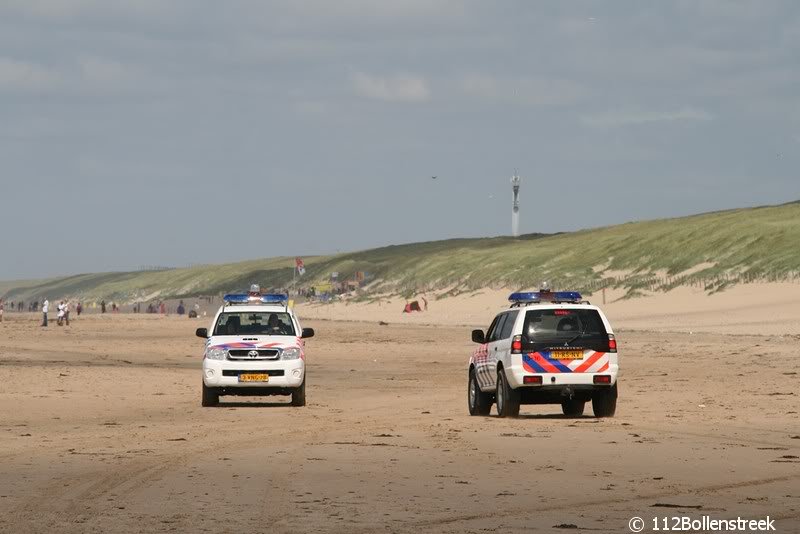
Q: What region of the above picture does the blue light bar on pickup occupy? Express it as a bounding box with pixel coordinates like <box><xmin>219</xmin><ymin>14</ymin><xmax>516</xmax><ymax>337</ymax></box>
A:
<box><xmin>223</xmin><ymin>293</ymin><xmax>289</xmax><ymax>304</ymax></box>
<box><xmin>508</xmin><ymin>291</ymin><xmax>583</xmax><ymax>303</ymax></box>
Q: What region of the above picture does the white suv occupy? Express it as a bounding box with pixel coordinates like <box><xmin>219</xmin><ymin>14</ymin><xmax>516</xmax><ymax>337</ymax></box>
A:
<box><xmin>196</xmin><ymin>290</ymin><xmax>314</xmax><ymax>407</ymax></box>
<box><xmin>468</xmin><ymin>290</ymin><xmax>618</xmax><ymax>418</ymax></box>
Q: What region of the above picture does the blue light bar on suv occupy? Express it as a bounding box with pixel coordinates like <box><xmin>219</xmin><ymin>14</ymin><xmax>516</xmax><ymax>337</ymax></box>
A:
<box><xmin>223</xmin><ymin>293</ymin><xmax>289</xmax><ymax>304</ymax></box>
<box><xmin>508</xmin><ymin>291</ymin><xmax>583</xmax><ymax>303</ymax></box>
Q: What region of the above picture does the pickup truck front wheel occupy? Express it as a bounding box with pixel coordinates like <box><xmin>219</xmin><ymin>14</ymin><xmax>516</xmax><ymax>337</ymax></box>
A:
<box><xmin>202</xmin><ymin>381</ymin><xmax>219</xmax><ymax>407</ymax></box>
<box><xmin>291</xmin><ymin>377</ymin><xmax>306</xmax><ymax>407</ymax></box>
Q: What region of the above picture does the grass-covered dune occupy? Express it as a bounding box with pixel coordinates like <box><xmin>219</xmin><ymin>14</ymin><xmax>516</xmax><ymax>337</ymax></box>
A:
<box><xmin>3</xmin><ymin>201</ymin><xmax>799</xmax><ymax>302</ymax></box>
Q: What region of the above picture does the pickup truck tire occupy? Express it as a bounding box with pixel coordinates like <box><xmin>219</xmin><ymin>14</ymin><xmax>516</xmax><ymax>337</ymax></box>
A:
<box><xmin>291</xmin><ymin>376</ymin><xmax>306</xmax><ymax>407</ymax></box>
<box><xmin>468</xmin><ymin>368</ymin><xmax>492</xmax><ymax>416</ymax></box>
<box><xmin>592</xmin><ymin>384</ymin><xmax>617</xmax><ymax>417</ymax></box>
<box><xmin>201</xmin><ymin>381</ymin><xmax>219</xmax><ymax>407</ymax></box>
<box><xmin>495</xmin><ymin>369</ymin><xmax>520</xmax><ymax>418</ymax></box>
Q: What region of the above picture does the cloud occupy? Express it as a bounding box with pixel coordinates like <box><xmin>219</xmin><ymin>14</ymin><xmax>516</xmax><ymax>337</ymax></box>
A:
<box><xmin>461</xmin><ymin>74</ymin><xmax>585</xmax><ymax>107</ymax></box>
<box><xmin>0</xmin><ymin>57</ymin><xmax>59</xmax><ymax>91</ymax></box>
<box><xmin>352</xmin><ymin>72</ymin><xmax>430</xmax><ymax>102</ymax></box>
<box><xmin>580</xmin><ymin>108</ymin><xmax>714</xmax><ymax>127</ymax></box>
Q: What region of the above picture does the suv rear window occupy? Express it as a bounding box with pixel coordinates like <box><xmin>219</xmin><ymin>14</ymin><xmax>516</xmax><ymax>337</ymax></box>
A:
<box><xmin>522</xmin><ymin>308</ymin><xmax>608</xmax><ymax>352</ymax></box>
<box><xmin>214</xmin><ymin>312</ymin><xmax>296</xmax><ymax>336</ymax></box>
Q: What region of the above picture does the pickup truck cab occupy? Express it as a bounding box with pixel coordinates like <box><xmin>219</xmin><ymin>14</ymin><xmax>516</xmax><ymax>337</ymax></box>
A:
<box><xmin>196</xmin><ymin>288</ymin><xmax>314</xmax><ymax>407</ymax></box>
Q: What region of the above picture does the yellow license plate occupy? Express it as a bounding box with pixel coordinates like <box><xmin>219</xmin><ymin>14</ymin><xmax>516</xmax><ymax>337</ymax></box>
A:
<box><xmin>239</xmin><ymin>373</ymin><xmax>269</xmax><ymax>383</ymax></box>
<box><xmin>551</xmin><ymin>350</ymin><xmax>584</xmax><ymax>360</ymax></box>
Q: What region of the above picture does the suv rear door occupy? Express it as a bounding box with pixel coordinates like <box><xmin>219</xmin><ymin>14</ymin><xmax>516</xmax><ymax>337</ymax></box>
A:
<box><xmin>475</xmin><ymin>313</ymin><xmax>506</xmax><ymax>390</ymax></box>
<box><xmin>482</xmin><ymin>310</ymin><xmax>520</xmax><ymax>388</ymax></box>
<box><xmin>494</xmin><ymin>310</ymin><xmax>519</xmax><ymax>380</ymax></box>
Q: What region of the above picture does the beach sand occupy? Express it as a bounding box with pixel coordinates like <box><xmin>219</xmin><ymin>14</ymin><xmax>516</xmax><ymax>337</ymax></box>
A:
<box><xmin>0</xmin><ymin>286</ymin><xmax>798</xmax><ymax>532</ymax></box>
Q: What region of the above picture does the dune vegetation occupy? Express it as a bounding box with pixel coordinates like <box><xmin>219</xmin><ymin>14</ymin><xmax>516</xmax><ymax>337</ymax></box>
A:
<box><xmin>3</xmin><ymin>201</ymin><xmax>799</xmax><ymax>302</ymax></box>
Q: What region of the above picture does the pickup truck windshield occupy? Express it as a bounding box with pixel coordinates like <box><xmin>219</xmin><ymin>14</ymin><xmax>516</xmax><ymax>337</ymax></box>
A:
<box><xmin>213</xmin><ymin>312</ymin><xmax>296</xmax><ymax>336</ymax></box>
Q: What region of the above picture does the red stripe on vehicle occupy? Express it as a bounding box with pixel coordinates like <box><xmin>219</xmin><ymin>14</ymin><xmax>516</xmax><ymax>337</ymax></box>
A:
<box><xmin>573</xmin><ymin>351</ymin><xmax>605</xmax><ymax>373</ymax></box>
<box><xmin>532</xmin><ymin>353</ymin><xmax>560</xmax><ymax>373</ymax></box>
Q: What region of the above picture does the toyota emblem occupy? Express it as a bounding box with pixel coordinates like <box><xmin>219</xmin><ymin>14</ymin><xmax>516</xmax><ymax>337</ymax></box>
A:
<box><xmin>247</xmin><ymin>350</ymin><xmax>259</xmax><ymax>358</ymax></box>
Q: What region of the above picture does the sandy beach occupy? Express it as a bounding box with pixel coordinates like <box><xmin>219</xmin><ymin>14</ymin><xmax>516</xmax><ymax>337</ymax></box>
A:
<box><xmin>0</xmin><ymin>288</ymin><xmax>798</xmax><ymax>533</ymax></box>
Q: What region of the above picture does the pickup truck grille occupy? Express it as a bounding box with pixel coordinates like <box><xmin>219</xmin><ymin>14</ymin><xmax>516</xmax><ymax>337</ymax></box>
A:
<box><xmin>222</xmin><ymin>370</ymin><xmax>285</xmax><ymax>377</ymax></box>
<box><xmin>227</xmin><ymin>349</ymin><xmax>280</xmax><ymax>360</ymax></box>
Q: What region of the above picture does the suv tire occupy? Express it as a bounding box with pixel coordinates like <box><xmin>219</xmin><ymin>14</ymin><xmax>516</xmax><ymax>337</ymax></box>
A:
<box><xmin>495</xmin><ymin>369</ymin><xmax>520</xmax><ymax>418</ymax></box>
<box><xmin>468</xmin><ymin>368</ymin><xmax>492</xmax><ymax>416</ymax></box>
<box><xmin>561</xmin><ymin>399</ymin><xmax>585</xmax><ymax>417</ymax></box>
<box><xmin>202</xmin><ymin>381</ymin><xmax>219</xmax><ymax>407</ymax></box>
<box><xmin>291</xmin><ymin>376</ymin><xmax>306</xmax><ymax>407</ymax></box>
<box><xmin>592</xmin><ymin>384</ymin><xmax>617</xmax><ymax>417</ymax></box>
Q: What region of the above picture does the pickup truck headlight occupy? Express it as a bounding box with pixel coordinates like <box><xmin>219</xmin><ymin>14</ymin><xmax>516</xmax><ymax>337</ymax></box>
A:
<box><xmin>205</xmin><ymin>348</ymin><xmax>227</xmax><ymax>360</ymax></box>
<box><xmin>281</xmin><ymin>347</ymin><xmax>301</xmax><ymax>360</ymax></box>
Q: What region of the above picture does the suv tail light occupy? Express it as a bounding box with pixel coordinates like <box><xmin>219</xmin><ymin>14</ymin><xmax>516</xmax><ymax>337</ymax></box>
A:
<box><xmin>511</xmin><ymin>335</ymin><xmax>523</xmax><ymax>354</ymax></box>
<box><xmin>607</xmin><ymin>334</ymin><xmax>617</xmax><ymax>353</ymax></box>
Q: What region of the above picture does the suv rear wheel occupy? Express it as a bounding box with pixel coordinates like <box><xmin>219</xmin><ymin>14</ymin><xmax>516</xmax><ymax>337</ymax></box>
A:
<box><xmin>201</xmin><ymin>381</ymin><xmax>219</xmax><ymax>407</ymax></box>
<box><xmin>592</xmin><ymin>384</ymin><xmax>617</xmax><ymax>417</ymax></box>
<box><xmin>468</xmin><ymin>368</ymin><xmax>492</xmax><ymax>416</ymax></box>
<box><xmin>561</xmin><ymin>399</ymin><xmax>585</xmax><ymax>417</ymax></box>
<box><xmin>495</xmin><ymin>369</ymin><xmax>520</xmax><ymax>418</ymax></box>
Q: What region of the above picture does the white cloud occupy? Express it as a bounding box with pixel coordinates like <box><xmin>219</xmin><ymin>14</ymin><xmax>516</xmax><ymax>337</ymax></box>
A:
<box><xmin>0</xmin><ymin>57</ymin><xmax>59</xmax><ymax>91</ymax></box>
<box><xmin>580</xmin><ymin>108</ymin><xmax>714</xmax><ymax>128</ymax></box>
<box><xmin>462</xmin><ymin>74</ymin><xmax>585</xmax><ymax>107</ymax></box>
<box><xmin>352</xmin><ymin>72</ymin><xmax>430</xmax><ymax>102</ymax></box>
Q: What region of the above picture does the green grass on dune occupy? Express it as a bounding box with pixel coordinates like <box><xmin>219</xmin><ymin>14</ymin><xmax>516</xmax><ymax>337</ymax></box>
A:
<box><xmin>3</xmin><ymin>202</ymin><xmax>799</xmax><ymax>302</ymax></box>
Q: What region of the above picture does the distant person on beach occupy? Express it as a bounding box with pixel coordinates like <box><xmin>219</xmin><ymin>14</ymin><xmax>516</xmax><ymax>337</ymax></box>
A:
<box><xmin>76</xmin><ymin>302</ymin><xmax>82</xmax><ymax>316</ymax></box>
<box><xmin>57</xmin><ymin>301</ymin><xmax>65</xmax><ymax>326</ymax></box>
<box><xmin>101</xmin><ymin>300</ymin><xmax>106</xmax><ymax>314</ymax></box>
<box><xmin>41</xmin><ymin>299</ymin><xmax>49</xmax><ymax>327</ymax></box>
<box><xmin>177</xmin><ymin>301</ymin><xmax>185</xmax><ymax>315</ymax></box>
<box><xmin>64</xmin><ymin>301</ymin><xmax>70</xmax><ymax>325</ymax></box>
<box><xmin>0</xmin><ymin>299</ymin><xmax>4</xmax><ymax>322</ymax></box>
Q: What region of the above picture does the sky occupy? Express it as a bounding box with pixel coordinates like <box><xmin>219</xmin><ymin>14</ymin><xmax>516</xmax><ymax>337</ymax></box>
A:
<box><xmin>1</xmin><ymin>1</ymin><xmax>799</xmax><ymax>280</ymax></box>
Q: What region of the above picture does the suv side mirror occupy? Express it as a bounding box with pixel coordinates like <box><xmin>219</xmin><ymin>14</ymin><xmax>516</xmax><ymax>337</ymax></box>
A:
<box><xmin>195</xmin><ymin>328</ymin><xmax>208</xmax><ymax>338</ymax></box>
<box><xmin>471</xmin><ymin>329</ymin><xmax>485</xmax><ymax>343</ymax></box>
<box><xmin>301</xmin><ymin>327</ymin><xmax>315</xmax><ymax>339</ymax></box>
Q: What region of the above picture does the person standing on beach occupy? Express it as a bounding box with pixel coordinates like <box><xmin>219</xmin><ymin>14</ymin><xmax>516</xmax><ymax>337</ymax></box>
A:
<box><xmin>101</xmin><ymin>300</ymin><xmax>106</xmax><ymax>314</ymax></box>
<box><xmin>41</xmin><ymin>298</ymin><xmax>49</xmax><ymax>327</ymax></box>
<box><xmin>76</xmin><ymin>302</ymin><xmax>82</xmax><ymax>316</ymax></box>
<box><xmin>0</xmin><ymin>299</ymin><xmax>4</xmax><ymax>322</ymax></box>
<box><xmin>64</xmin><ymin>301</ymin><xmax>70</xmax><ymax>326</ymax></box>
